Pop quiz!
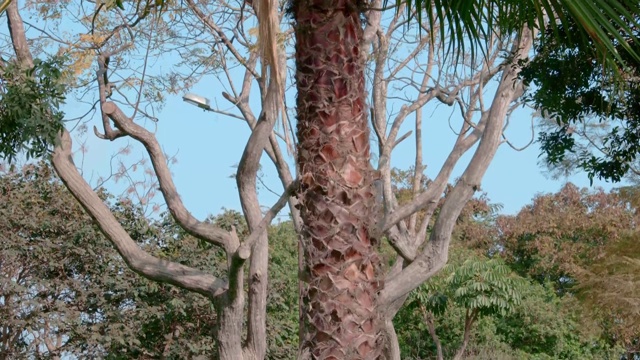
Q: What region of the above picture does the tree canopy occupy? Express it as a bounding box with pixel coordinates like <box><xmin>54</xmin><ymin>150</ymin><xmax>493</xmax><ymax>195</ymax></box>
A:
<box><xmin>522</xmin><ymin>12</ymin><xmax>640</xmax><ymax>182</ymax></box>
<box><xmin>2</xmin><ymin>163</ymin><xmax>639</xmax><ymax>358</ymax></box>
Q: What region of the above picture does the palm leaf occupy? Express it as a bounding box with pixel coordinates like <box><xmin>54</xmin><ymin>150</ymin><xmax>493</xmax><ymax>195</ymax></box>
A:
<box><xmin>0</xmin><ymin>0</ymin><xmax>12</xmax><ymax>13</ymax></box>
<box><xmin>396</xmin><ymin>0</ymin><xmax>640</xmax><ymax>75</ymax></box>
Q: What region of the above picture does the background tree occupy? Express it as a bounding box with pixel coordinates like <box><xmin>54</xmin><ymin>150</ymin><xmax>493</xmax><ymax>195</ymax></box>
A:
<box><xmin>520</xmin><ymin>10</ymin><xmax>640</xmax><ymax>183</ymax></box>
<box><xmin>6</xmin><ymin>163</ymin><xmax>636</xmax><ymax>359</ymax></box>
<box><xmin>1</xmin><ymin>0</ymin><xmax>639</xmax><ymax>358</ymax></box>
<box><xmin>0</xmin><ymin>162</ymin><xmax>219</xmax><ymax>358</ymax></box>
<box><xmin>393</xmin><ymin>186</ymin><xmax>631</xmax><ymax>360</ymax></box>
<box><xmin>403</xmin><ymin>248</ymin><xmax>525</xmax><ymax>360</ymax></box>
<box><xmin>495</xmin><ymin>183</ymin><xmax>632</xmax><ymax>291</ymax></box>
<box><xmin>494</xmin><ymin>183</ymin><xmax>640</xmax><ymax>358</ymax></box>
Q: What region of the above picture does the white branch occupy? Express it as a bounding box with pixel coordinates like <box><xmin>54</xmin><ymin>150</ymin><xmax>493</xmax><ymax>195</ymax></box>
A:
<box><xmin>380</xmin><ymin>26</ymin><xmax>536</xmax><ymax>307</ymax></box>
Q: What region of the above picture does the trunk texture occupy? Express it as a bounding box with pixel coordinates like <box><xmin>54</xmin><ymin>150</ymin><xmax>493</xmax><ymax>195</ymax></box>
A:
<box><xmin>293</xmin><ymin>0</ymin><xmax>383</xmax><ymax>358</ymax></box>
<box><xmin>425</xmin><ymin>311</ymin><xmax>443</xmax><ymax>360</ymax></box>
<box><xmin>214</xmin><ymin>292</ymin><xmax>245</xmax><ymax>360</ymax></box>
<box><xmin>452</xmin><ymin>309</ymin><xmax>477</xmax><ymax>360</ymax></box>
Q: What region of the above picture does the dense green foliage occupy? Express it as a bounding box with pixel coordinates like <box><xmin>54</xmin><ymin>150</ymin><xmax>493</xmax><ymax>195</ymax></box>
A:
<box><xmin>2</xmin><ymin>164</ymin><xmax>638</xmax><ymax>359</ymax></box>
<box><xmin>0</xmin><ymin>163</ymin><xmax>222</xmax><ymax>358</ymax></box>
<box><xmin>394</xmin><ymin>245</ymin><xmax>623</xmax><ymax>360</ymax></box>
<box><xmin>521</xmin><ymin>16</ymin><xmax>640</xmax><ymax>182</ymax></box>
<box><xmin>0</xmin><ymin>57</ymin><xmax>67</xmax><ymax>162</ymax></box>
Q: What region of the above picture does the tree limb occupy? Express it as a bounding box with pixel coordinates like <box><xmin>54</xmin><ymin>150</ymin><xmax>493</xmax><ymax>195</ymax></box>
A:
<box><xmin>101</xmin><ymin>102</ymin><xmax>235</xmax><ymax>250</ymax></box>
<box><xmin>380</xmin><ymin>26</ymin><xmax>535</xmax><ymax>307</ymax></box>
<box><xmin>51</xmin><ymin>129</ymin><xmax>228</xmax><ymax>298</ymax></box>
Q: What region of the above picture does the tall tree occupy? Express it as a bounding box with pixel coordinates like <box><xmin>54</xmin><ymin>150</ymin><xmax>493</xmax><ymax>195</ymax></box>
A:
<box><xmin>495</xmin><ymin>183</ymin><xmax>640</xmax><ymax>356</ymax></box>
<box><xmin>1</xmin><ymin>0</ymin><xmax>639</xmax><ymax>359</ymax></box>
<box><xmin>292</xmin><ymin>0</ymin><xmax>383</xmax><ymax>357</ymax></box>
<box><xmin>289</xmin><ymin>0</ymin><xmax>640</xmax><ymax>358</ymax></box>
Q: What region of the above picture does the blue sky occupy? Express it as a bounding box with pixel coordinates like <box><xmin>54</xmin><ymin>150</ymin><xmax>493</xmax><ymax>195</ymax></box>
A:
<box><xmin>5</xmin><ymin>7</ymin><xmax>620</xmax><ymax>221</ymax></box>
<box><xmin>72</xmin><ymin>80</ymin><xmax>618</xmax><ymax>221</ymax></box>
<box><xmin>119</xmin><ymin>70</ymin><xmax>617</xmax><ymax>219</ymax></box>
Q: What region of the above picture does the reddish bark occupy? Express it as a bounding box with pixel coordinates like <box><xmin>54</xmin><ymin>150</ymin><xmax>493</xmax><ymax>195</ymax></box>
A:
<box><xmin>293</xmin><ymin>0</ymin><xmax>383</xmax><ymax>358</ymax></box>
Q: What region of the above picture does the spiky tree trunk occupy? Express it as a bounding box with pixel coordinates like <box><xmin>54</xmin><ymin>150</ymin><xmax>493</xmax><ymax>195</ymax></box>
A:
<box><xmin>293</xmin><ymin>0</ymin><xmax>383</xmax><ymax>358</ymax></box>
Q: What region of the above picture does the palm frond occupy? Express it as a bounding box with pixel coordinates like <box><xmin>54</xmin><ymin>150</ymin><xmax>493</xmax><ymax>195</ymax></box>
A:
<box><xmin>0</xmin><ymin>0</ymin><xmax>12</xmax><ymax>14</ymax></box>
<box><xmin>395</xmin><ymin>0</ymin><xmax>640</xmax><ymax>75</ymax></box>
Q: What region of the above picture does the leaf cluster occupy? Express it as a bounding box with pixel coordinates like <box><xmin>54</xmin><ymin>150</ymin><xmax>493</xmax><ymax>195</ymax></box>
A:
<box><xmin>408</xmin><ymin>249</ymin><xmax>524</xmax><ymax>320</ymax></box>
<box><xmin>521</xmin><ymin>13</ymin><xmax>640</xmax><ymax>182</ymax></box>
<box><xmin>0</xmin><ymin>56</ymin><xmax>67</xmax><ymax>162</ymax></box>
<box><xmin>394</xmin><ymin>0</ymin><xmax>640</xmax><ymax>82</ymax></box>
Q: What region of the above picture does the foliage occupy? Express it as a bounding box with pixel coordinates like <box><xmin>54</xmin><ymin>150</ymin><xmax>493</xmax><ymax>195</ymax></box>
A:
<box><xmin>520</xmin><ymin>14</ymin><xmax>640</xmax><ymax>182</ymax></box>
<box><xmin>397</xmin><ymin>247</ymin><xmax>526</xmax><ymax>359</ymax></box>
<box><xmin>266</xmin><ymin>221</ymin><xmax>300</xmax><ymax>359</ymax></box>
<box><xmin>0</xmin><ymin>162</ymin><xmax>145</xmax><ymax>357</ymax></box>
<box><xmin>2</xmin><ymin>0</ymin><xmax>640</xmax><ymax>356</ymax></box>
<box><xmin>0</xmin><ymin>163</ymin><xmax>219</xmax><ymax>358</ymax></box>
<box><xmin>399</xmin><ymin>0</ymin><xmax>640</xmax><ymax>81</ymax></box>
<box><xmin>495</xmin><ymin>280</ymin><xmax>620</xmax><ymax>360</ymax></box>
<box><xmin>495</xmin><ymin>183</ymin><xmax>633</xmax><ymax>291</ymax></box>
<box><xmin>394</xmin><ymin>247</ymin><xmax>621</xmax><ymax>359</ymax></box>
<box><xmin>494</xmin><ymin>183</ymin><xmax>640</xmax><ymax>357</ymax></box>
<box><xmin>392</xmin><ymin>182</ymin><xmax>638</xmax><ymax>360</ymax></box>
<box><xmin>445</xmin><ymin>256</ymin><xmax>524</xmax><ymax>317</ymax></box>
<box><xmin>0</xmin><ymin>56</ymin><xmax>67</xmax><ymax>162</ymax></box>
<box><xmin>574</xmin><ymin>232</ymin><xmax>640</xmax><ymax>355</ymax></box>
<box><xmin>0</xmin><ymin>162</ymin><xmax>304</xmax><ymax>358</ymax></box>
<box><xmin>394</xmin><ymin>245</ymin><xmax>624</xmax><ymax>360</ymax></box>
<box><xmin>3</xmin><ymin>162</ymin><xmax>638</xmax><ymax>359</ymax></box>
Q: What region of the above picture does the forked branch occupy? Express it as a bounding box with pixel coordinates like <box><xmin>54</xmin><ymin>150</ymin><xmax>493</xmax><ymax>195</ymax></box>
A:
<box><xmin>380</xmin><ymin>26</ymin><xmax>536</xmax><ymax>307</ymax></box>
<box><xmin>101</xmin><ymin>102</ymin><xmax>236</xmax><ymax>250</ymax></box>
<box><xmin>51</xmin><ymin>130</ymin><xmax>228</xmax><ymax>298</ymax></box>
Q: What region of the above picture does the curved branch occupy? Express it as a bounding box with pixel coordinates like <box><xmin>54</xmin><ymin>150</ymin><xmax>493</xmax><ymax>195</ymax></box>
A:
<box><xmin>233</xmin><ymin>53</ymin><xmax>282</xmax><ymax>356</ymax></box>
<box><xmin>380</xmin><ymin>26</ymin><xmax>535</xmax><ymax>307</ymax></box>
<box><xmin>236</xmin><ymin>179</ymin><xmax>298</xmax><ymax>260</ymax></box>
<box><xmin>6</xmin><ymin>0</ymin><xmax>32</xmax><ymax>68</ymax></box>
<box><xmin>101</xmin><ymin>102</ymin><xmax>235</xmax><ymax>250</ymax></box>
<box><xmin>51</xmin><ymin>130</ymin><xmax>228</xmax><ymax>298</ymax></box>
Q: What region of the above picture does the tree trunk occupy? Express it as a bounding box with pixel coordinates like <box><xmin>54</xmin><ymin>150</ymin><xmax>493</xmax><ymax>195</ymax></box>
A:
<box><xmin>424</xmin><ymin>311</ymin><xmax>443</xmax><ymax>360</ymax></box>
<box><xmin>214</xmin><ymin>292</ymin><xmax>245</xmax><ymax>360</ymax></box>
<box><xmin>452</xmin><ymin>309</ymin><xmax>477</xmax><ymax>360</ymax></box>
<box><xmin>382</xmin><ymin>320</ymin><xmax>401</xmax><ymax>360</ymax></box>
<box><xmin>293</xmin><ymin>0</ymin><xmax>383</xmax><ymax>358</ymax></box>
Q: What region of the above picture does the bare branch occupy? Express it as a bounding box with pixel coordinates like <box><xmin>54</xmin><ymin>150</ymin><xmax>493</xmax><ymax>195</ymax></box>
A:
<box><xmin>51</xmin><ymin>130</ymin><xmax>228</xmax><ymax>298</ymax></box>
<box><xmin>377</xmin><ymin>63</ymin><xmax>501</xmax><ymax>236</ymax></box>
<box><xmin>392</xmin><ymin>130</ymin><xmax>412</xmax><ymax>149</ymax></box>
<box><xmin>380</xmin><ymin>26</ymin><xmax>536</xmax><ymax>306</ymax></box>
<box><xmin>94</xmin><ymin>55</ymin><xmax>125</xmax><ymax>140</ymax></box>
<box><xmin>185</xmin><ymin>0</ymin><xmax>260</xmax><ymax>80</ymax></box>
<box><xmin>5</xmin><ymin>1</ymin><xmax>33</xmax><ymax>68</ymax></box>
<box><xmin>502</xmin><ymin>109</ymin><xmax>535</xmax><ymax>151</ymax></box>
<box><xmin>236</xmin><ymin>180</ymin><xmax>299</xmax><ymax>260</ymax></box>
<box><xmin>101</xmin><ymin>102</ymin><xmax>236</xmax><ymax>250</ymax></box>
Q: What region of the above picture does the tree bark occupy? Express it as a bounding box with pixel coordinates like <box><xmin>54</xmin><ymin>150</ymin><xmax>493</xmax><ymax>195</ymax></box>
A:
<box><xmin>424</xmin><ymin>311</ymin><xmax>443</xmax><ymax>360</ymax></box>
<box><xmin>452</xmin><ymin>309</ymin><xmax>478</xmax><ymax>360</ymax></box>
<box><xmin>293</xmin><ymin>0</ymin><xmax>383</xmax><ymax>358</ymax></box>
<box><xmin>214</xmin><ymin>289</ymin><xmax>245</xmax><ymax>360</ymax></box>
<box><xmin>382</xmin><ymin>319</ymin><xmax>400</xmax><ymax>360</ymax></box>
